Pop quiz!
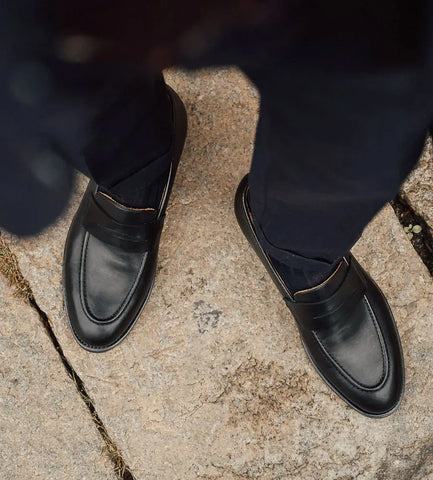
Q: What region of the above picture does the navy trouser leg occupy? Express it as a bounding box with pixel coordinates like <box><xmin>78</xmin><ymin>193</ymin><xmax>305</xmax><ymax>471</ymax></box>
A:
<box><xmin>83</xmin><ymin>64</ymin><xmax>433</xmax><ymax>276</ymax></box>
<box><xmin>84</xmin><ymin>72</ymin><xmax>173</xmax><ymax>207</ymax></box>
<box><xmin>247</xmin><ymin>67</ymin><xmax>433</xmax><ymax>275</ymax></box>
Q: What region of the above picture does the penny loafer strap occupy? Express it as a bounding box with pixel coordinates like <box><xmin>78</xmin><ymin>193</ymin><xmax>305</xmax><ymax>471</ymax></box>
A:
<box><xmin>82</xmin><ymin>193</ymin><xmax>163</xmax><ymax>253</ymax></box>
<box><xmin>284</xmin><ymin>263</ymin><xmax>366</xmax><ymax>331</ymax></box>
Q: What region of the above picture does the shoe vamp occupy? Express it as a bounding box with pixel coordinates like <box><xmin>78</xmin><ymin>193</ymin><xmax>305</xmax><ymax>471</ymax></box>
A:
<box><xmin>83</xmin><ymin>234</ymin><xmax>147</xmax><ymax>320</ymax></box>
<box><xmin>317</xmin><ymin>297</ymin><xmax>386</xmax><ymax>388</ymax></box>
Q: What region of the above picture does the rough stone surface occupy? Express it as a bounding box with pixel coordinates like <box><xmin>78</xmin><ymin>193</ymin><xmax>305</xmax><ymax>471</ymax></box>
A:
<box><xmin>402</xmin><ymin>136</ymin><xmax>433</xmax><ymax>229</ymax></box>
<box><xmin>0</xmin><ymin>279</ymin><xmax>116</xmax><ymax>480</ymax></box>
<box><xmin>4</xmin><ymin>67</ymin><xmax>433</xmax><ymax>479</ymax></box>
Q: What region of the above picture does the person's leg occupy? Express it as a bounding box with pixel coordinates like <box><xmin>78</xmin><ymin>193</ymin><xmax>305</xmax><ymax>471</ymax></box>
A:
<box><xmin>234</xmin><ymin>63</ymin><xmax>433</xmax><ymax>416</ymax></box>
<box><xmin>247</xmin><ymin>67</ymin><xmax>432</xmax><ymax>292</ymax></box>
<box><xmin>63</xmin><ymin>72</ymin><xmax>187</xmax><ymax>351</ymax></box>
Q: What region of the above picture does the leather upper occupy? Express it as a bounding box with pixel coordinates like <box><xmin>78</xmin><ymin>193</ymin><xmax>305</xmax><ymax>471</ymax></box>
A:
<box><xmin>235</xmin><ymin>174</ymin><xmax>405</xmax><ymax>417</ymax></box>
<box><xmin>63</xmin><ymin>181</ymin><xmax>161</xmax><ymax>350</ymax></box>
<box><xmin>83</xmin><ymin>185</ymin><xmax>164</xmax><ymax>252</ymax></box>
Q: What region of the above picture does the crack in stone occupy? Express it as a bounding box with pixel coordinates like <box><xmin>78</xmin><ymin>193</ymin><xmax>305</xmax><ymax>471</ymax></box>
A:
<box><xmin>390</xmin><ymin>194</ymin><xmax>433</xmax><ymax>277</ymax></box>
<box><xmin>0</xmin><ymin>232</ymin><xmax>135</xmax><ymax>480</ymax></box>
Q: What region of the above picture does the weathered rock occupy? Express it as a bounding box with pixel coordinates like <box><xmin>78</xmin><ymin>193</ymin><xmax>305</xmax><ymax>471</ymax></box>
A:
<box><xmin>402</xmin><ymin>136</ymin><xmax>433</xmax><ymax>229</ymax></box>
<box><xmin>4</xmin><ymin>67</ymin><xmax>433</xmax><ymax>479</ymax></box>
<box><xmin>0</xmin><ymin>279</ymin><xmax>116</xmax><ymax>480</ymax></box>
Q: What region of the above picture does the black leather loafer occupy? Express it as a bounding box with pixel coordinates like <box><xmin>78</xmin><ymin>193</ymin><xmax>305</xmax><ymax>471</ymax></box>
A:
<box><xmin>235</xmin><ymin>175</ymin><xmax>405</xmax><ymax>417</ymax></box>
<box><xmin>63</xmin><ymin>86</ymin><xmax>187</xmax><ymax>352</ymax></box>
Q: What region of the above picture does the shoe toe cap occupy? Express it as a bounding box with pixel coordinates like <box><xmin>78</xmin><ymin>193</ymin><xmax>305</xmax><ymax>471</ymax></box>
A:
<box><xmin>67</xmin><ymin>311</ymin><xmax>131</xmax><ymax>352</ymax></box>
<box><xmin>358</xmin><ymin>374</ymin><xmax>404</xmax><ymax>417</ymax></box>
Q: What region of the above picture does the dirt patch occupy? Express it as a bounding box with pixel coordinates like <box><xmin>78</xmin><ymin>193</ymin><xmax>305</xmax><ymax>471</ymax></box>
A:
<box><xmin>193</xmin><ymin>300</ymin><xmax>223</xmax><ymax>333</ymax></box>
<box><xmin>0</xmin><ymin>233</ymin><xmax>33</xmax><ymax>300</ymax></box>
<box><xmin>215</xmin><ymin>358</ymin><xmax>312</xmax><ymax>428</ymax></box>
<box><xmin>376</xmin><ymin>436</ymin><xmax>433</xmax><ymax>480</ymax></box>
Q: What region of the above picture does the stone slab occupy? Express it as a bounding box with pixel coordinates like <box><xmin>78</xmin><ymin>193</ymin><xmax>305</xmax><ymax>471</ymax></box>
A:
<box><xmin>402</xmin><ymin>136</ymin><xmax>433</xmax><ymax>229</ymax></box>
<box><xmin>4</xmin><ymin>67</ymin><xmax>433</xmax><ymax>479</ymax></box>
<box><xmin>0</xmin><ymin>279</ymin><xmax>117</xmax><ymax>480</ymax></box>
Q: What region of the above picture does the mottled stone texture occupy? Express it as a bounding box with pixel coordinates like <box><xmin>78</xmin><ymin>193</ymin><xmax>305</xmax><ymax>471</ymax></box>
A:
<box><xmin>3</xmin><ymin>67</ymin><xmax>433</xmax><ymax>479</ymax></box>
<box><xmin>402</xmin><ymin>136</ymin><xmax>433</xmax><ymax>229</ymax></box>
<box><xmin>0</xmin><ymin>279</ymin><xmax>116</xmax><ymax>480</ymax></box>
